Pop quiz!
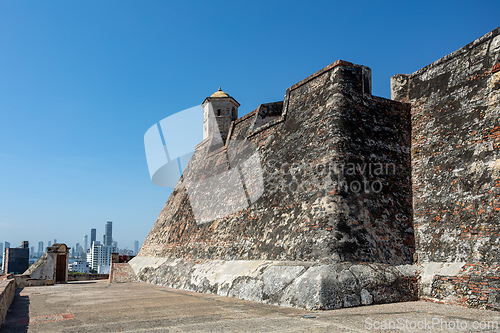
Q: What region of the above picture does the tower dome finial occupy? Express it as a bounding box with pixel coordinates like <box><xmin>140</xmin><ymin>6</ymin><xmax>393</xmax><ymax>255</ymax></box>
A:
<box><xmin>211</xmin><ymin>87</ymin><xmax>230</xmax><ymax>98</ymax></box>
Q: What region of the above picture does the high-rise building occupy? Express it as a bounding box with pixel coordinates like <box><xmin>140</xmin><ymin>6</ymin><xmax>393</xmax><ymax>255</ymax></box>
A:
<box><xmin>38</xmin><ymin>241</ymin><xmax>44</xmax><ymax>257</ymax></box>
<box><xmin>83</xmin><ymin>235</ymin><xmax>88</xmax><ymax>253</ymax></box>
<box><xmin>87</xmin><ymin>241</ymin><xmax>115</xmax><ymax>274</ymax></box>
<box><xmin>48</xmin><ymin>241</ymin><xmax>51</xmax><ymax>247</ymax></box>
<box><xmin>54</xmin><ymin>239</ymin><xmax>57</xmax><ymax>244</ymax></box>
<box><xmin>30</xmin><ymin>246</ymin><xmax>35</xmax><ymax>257</ymax></box>
<box><xmin>90</xmin><ymin>229</ymin><xmax>96</xmax><ymax>247</ymax></box>
<box><xmin>104</xmin><ymin>221</ymin><xmax>112</xmax><ymax>246</ymax></box>
<box><xmin>4</xmin><ymin>242</ymin><xmax>10</xmax><ymax>249</ymax></box>
<box><xmin>0</xmin><ymin>242</ymin><xmax>3</xmax><ymax>259</ymax></box>
<box><xmin>134</xmin><ymin>240</ymin><xmax>139</xmax><ymax>255</ymax></box>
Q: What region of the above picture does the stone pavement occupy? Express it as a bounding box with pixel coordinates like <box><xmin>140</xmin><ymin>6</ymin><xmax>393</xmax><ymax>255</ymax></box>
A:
<box><xmin>1</xmin><ymin>280</ymin><xmax>499</xmax><ymax>332</ymax></box>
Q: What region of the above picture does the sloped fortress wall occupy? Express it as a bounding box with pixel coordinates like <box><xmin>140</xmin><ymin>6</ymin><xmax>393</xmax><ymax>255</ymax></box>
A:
<box><xmin>140</xmin><ymin>61</ymin><xmax>413</xmax><ymax>264</ymax></box>
<box><xmin>131</xmin><ymin>60</ymin><xmax>417</xmax><ymax>309</ymax></box>
<box><xmin>392</xmin><ymin>27</ymin><xmax>500</xmax><ymax>310</ymax></box>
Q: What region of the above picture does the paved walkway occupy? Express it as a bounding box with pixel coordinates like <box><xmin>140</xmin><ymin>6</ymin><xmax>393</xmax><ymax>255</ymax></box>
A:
<box><xmin>1</xmin><ymin>280</ymin><xmax>500</xmax><ymax>332</ymax></box>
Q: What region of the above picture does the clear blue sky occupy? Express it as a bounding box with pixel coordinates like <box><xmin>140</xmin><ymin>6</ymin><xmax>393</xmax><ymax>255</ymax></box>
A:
<box><xmin>0</xmin><ymin>1</ymin><xmax>498</xmax><ymax>251</ymax></box>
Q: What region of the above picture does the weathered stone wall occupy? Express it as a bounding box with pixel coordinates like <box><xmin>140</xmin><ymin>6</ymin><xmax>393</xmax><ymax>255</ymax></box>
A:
<box><xmin>109</xmin><ymin>263</ymin><xmax>137</xmax><ymax>283</ymax></box>
<box><xmin>0</xmin><ymin>278</ymin><xmax>15</xmax><ymax>327</ymax></box>
<box><xmin>391</xmin><ymin>27</ymin><xmax>500</xmax><ymax>308</ymax></box>
<box><xmin>25</xmin><ymin>252</ymin><xmax>55</xmax><ymax>281</ymax></box>
<box><xmin>140</xmin><ymin>60</ymin><xmax>413</xmax><ymax>266</ymax></box>
<box><xmin>430</xmin><ymin>264</ymin><xmax>500</xmax><ymax>310</ymax></box>
<box><xmin>68</xmin><ymin>273</ymin><xmax>109</xmax><ymax>281</ymax></box>
<box><xmin>133</xmin><ymin>60</ymin><xmax>417</xmax><ymax>310</ymax></box>
<box><xmin>137</xmin><ymin>27</ymin><xmax>500</xmax><ymax>311</ymax></box>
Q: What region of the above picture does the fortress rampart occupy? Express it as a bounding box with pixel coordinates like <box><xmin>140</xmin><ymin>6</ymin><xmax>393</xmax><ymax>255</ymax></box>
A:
<box><xmin>122</xmin><ymin>27</ymin><xmax>500</xmax><ymax>311</ymax></box>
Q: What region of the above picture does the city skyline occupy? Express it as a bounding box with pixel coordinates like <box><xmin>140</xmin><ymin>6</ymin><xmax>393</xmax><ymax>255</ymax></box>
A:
<box><xmin>2</xmin><ymin>219</ymin><xmax>143</xmax><ymax>253</ymax></box>
<box><xmin>2</xmin><ymin>222</ymin><xmax>141</xmax><ymax>259</ymax></box>
<box><xmin>1</xmin><ymin>237</ymin><xmax>142</xmax><ymax>259</ymax></box>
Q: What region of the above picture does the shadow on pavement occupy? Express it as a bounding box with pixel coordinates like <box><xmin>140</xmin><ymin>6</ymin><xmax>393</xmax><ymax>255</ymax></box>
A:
<box><xmin>0</xmin><ymin>288</ymin><xmax>29</xmax><ymax>333</ymax></box>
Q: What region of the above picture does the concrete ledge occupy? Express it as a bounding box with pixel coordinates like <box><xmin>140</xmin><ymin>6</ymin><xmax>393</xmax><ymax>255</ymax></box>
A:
<box><xmin>0</xmin><ymin>279</ymin><xmax>15</xmax><ymax>327</ymax></box>
<box><xmin>129</xmin><ymin>257</ymin><xmax>418</xmax><ymax>310</ymax></box>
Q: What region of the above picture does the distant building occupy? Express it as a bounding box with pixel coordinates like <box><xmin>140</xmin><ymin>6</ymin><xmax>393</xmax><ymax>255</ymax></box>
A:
<box><xmin>22</xmin><ymin>241</ymin><xmax>29</xmax><ymax>249</ymax></box>
<box><xmin>48</xmin><ymin>241</ymin><xmax>51</xmax><ymax>247</ymax></box>
<box><xmin>87</xmin><ymin>241</ymin><xmax>115</xmax><ymax>274</ymax></box>
<box><xmin>97</xmin><ymin>265</ymin><xmax>110</xmax><ymax>274</ymax></box>
<box><xmin>90</xmin><ymin>229</ymin><xmax>96</xmax><ymax>247</ymax></box>
<box><xmin>76</xmin><ymin>243</ymin><xmax>85</xmax><ymax>258</ymax></box>
<box><xmin>134</xmin><ymin>241</ymin><xmax>139</xmax><ymax>255</ymax></box>
<box><xmin>104</xmin><ymin>221</ymin><xmax>113</xmax><ymax>246</ymax></box>
<box><xmin>86</xmin><ymin>244</ymin><xmax>93</xmax><ymax>263</ymax></box>
<box><xmin>30</xmin><ymin>246</ymin><xmax>35</xmax><ymax>257</ymax></box>
<box><xmin>119</xmin><ymin>248</ymin><xmax>134</xmax><ymax>256</ymax></box>
<box><xmin>38</xmin><ymin>241</ymin><xmax>44</xmax><ymax>257</ymax></box>
<box><xmin>69</xmin><ymin>260</ymin><xmax>90</xmax><ymax>273</ymax></box>
<box><xmin>4</xmin><ymin>242</ymin><xmax>10</xmax><ymax>249</ymax></box>
<box><xmin>83</xmin><ymin>235</ymin><xmax>88</xmax><ymax>254</ymax></box>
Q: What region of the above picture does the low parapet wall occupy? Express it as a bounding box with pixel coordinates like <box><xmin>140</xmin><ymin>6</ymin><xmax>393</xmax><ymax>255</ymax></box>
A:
<box><xmin>0</xmin><ymin>279</ymin><xmax>15</xmax><ymax>327</ymax></box>
<box><xmin>68</xmin><ymin>273</ymin><xmax>109</xmax><ymax>281</ymax></box>
<box><xmin>14</xmin><ymin>275</ymin><xmax>53</xmax><ymax>288</ymax></box>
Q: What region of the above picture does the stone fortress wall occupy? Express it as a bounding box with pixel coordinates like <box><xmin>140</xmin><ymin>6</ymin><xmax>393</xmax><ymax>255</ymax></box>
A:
<box><xmin>125</xmin><ymin>27</ymin><xmax>500</xmax><ymax>311</ymax></box>
<box><xmin>140</xmin><ymin>60</ymin><xmax>414</xmax><ymax>265</ymax></box>
<box><xmin>392</xmin><ymin>27</ymin><xmax>500</xmax><ymax>310</ymax></box>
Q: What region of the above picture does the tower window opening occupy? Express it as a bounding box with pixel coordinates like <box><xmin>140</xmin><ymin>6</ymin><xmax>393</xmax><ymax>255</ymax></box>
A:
<box><xmin>217</xmin><ymin>109</ymin><xmax>221</xmax><ymax>116</ymax></box>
